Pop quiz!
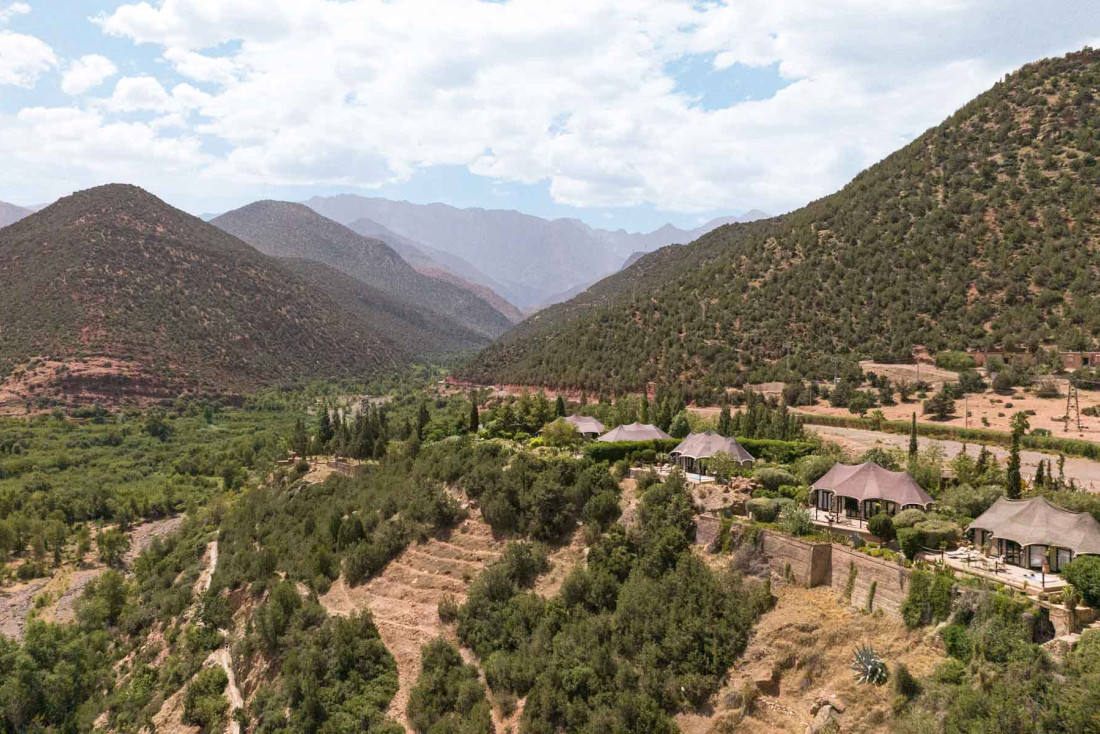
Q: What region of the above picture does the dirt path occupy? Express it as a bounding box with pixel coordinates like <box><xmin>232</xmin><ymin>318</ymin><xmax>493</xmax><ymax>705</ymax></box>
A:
<box><xmin>810</xmin><ymin>424</ymin><xmax>1100</xmax><ymax>490</ymax></box>
<box><xmin>319</xmin><ymin>517</ymin><xmax>503</xmax><ymax>732</ymax></box>
<box><xmin>208</xmin><ymin>646</ymin><xmax>243</xmax><ymax>734</ymax></box>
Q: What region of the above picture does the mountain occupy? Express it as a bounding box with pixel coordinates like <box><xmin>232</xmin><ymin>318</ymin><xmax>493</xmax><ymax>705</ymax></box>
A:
<box><xmin>344</xmin><ymin>217</ymin><xmax>523</xmax><ymax>322</ymax></box>
<box><xmin>304</xmin><ymin>195</ymin><xmax>765</xmax><ymax>308</ymax></box>
<box><xmin>0</xmin><ymin>201</ymin><xmax>32</xmax><ymax>228</ymax></box>
<box><xmin>0</xmin><ymin>184</ymin><xmax>485</xmax><ymax>393</ymax></box>
<box><xmin>458</xmin><ymin>49</ymin><xmax>1100</xmax><ymax>396</ymax></box>
<box><xmin>211</xmin><ymin>201</ymin><xmax>514</xmax><ymax>339</ymax></box>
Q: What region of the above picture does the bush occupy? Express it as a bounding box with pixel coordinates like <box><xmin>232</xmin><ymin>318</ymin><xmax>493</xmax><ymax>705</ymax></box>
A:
<box><xmin>746</xmin><ymin>497</ymin><xmax>778</xmax><ymax>523</ymax></box>
<box><xmin>407</xmin><ymin>638</ymin><xmax>493</xmax><ymax>734</ymax></box>
<box><xmin>778</xmin><ymin>505</ymin><xmax>812</xmax><ymax>536</ymax></box>
<box><xmin>438</xmin><ymin>594</ymin><xmax>460</xmax><ymax>623</ymax></box>
<box><xmin>183</xmin><ymin>666</ymin><xmax>228</xmax><ymax>731</ymax></box>
<box><xmin>901</xmin><ymin>569</ymin><xmax>953</xmax><ymax>628</ymax></box>
<box><xmin>1064</xmin><ymin>555</ymin><xmax>1100</xmax><ymax>607</ymax></box>
<box><xmin>868</xmin><ymin>513</ymin><xmax>895</xmax><ymax>542</ymax></box>
<box><xmin>892</xmin><ymin>508</ymin><xmax>927</xmax><ymax>529</ymax></box>
<box><xmin>913</xmin><ymin>518</ymin><xmax>960</xmax><ymax>549</ymax></box>
<box><xmin>936</xmin><ymin>351</ymin><xmax>977</xmax><ymax>371</ymax></box>
<box><xmin>937</xmin><ymin>483</ymin><xmax>1003</xmax><ymax>521</ymax></box>
<box><xmin>897</xmin><ymin>527</ymin><xmax>922</xmax><ymax>561</ymax></box>
<box><xmin>777</xmin><ymin>484</ymin><xmax>809</xmax><ymax>504</ymax></box>
<box><xmin>753</xmin><ymin>467</ymin><xmax>797</xmax><ymax>492</ymax></box>
<box><xmin>584</xmin><ymin>439</ymin><xmax>679</xmax><ymax>464</ymax></box>
<box><xmin>795</xmin><ymin>454</ymin><xmax>835</xmax><ymax>485</ymax></box>
<box><xmin>893</xmin><ymin>663</ymin><xmax>921</xmax><ymax>700</ymax></box>
<box><xmin>940</xmin><ymin>623</ymin><xmax>973</xmax><ymax>662</ymax></box>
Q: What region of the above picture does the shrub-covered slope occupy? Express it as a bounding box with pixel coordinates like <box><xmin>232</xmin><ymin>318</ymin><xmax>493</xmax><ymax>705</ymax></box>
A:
<box><xmin>212</xmin><ymin>201</ymin><xmax>514</xmax><ymax>340</ymax></box>
<box><xmin>460</xmin><ymin>49</ymin><xmax>1100</xmax><ymax>393</ymax></box>
<box><xmin>0</xmin><ymin>184</ymin><xmax>409</xmax><ymax>389</ymax></box>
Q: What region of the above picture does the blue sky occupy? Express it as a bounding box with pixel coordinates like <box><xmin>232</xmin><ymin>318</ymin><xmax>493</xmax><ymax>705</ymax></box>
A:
<box><xmin>1</xmin><ymin>1</ymin><xmax>1098</xmax><ymax>232</ymax></box>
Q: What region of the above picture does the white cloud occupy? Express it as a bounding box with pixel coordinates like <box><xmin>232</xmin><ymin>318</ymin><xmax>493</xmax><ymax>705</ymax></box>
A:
<box><xmin>61</xmin><ymin>54</ymin><xmax>118</xmax><ymax>95</ymax></box>
<box><xmin>0</xmin><ymin>29</ymin><xmax>55</xmax><ymax>87</ymax></box>
<box><xmin>0</xmin><ymin>3</ymin><xmax>30</xmax><ymax>25</ymax></box>
<box><xmin>8</xmin><ymin>0</ymin><xmax>1100</xmax><ymax>215</ymax></box>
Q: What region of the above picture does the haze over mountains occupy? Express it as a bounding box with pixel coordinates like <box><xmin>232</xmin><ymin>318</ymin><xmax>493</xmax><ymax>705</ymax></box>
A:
<box><xmin>305</xmin><ymin>195</ymin><xmax>767</xmax><ymax>308</ymax></box>
<box><xmin>211</xmin><ymin>201</ymin><xmax>513</xmax><ymax>340</ymax></box>
<box><xmin>458</xmin><ymin>49</ymin><xmax>1100</xmax><ymax>396</ymax></box>
<box><xmin>0</xmin><ymin>201</ymin><xmax>32</xmax><ymax>229</ymax></box>
<box><xmin>0</xmin><ymin>185</ymin><xmax>494</xmax><ymax>393</ymax></box>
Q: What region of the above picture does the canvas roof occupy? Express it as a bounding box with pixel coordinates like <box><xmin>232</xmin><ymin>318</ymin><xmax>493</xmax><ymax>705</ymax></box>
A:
<box><xmin>811</xmin><ymin>462</ymin><xmax>933</xmax><ymax>508</ymax></box>
<box><xmin>563</xmin><ymin>415</ymin><xmax>605</xmax><ymax>434</ymax></box>
<box><xmin>597</xmin><ymin>422</ymin><xmax>672</xmax><ymax>442</ymax></box>
<box><xmin>970</xmin><ymin>496</ymin><xmax>1100</xmax><ymax>556</ymax></box>
<box><xmin>670</xmin><ymin>432</ymin><xmax>755</xmax><ymax>463</ymax></box>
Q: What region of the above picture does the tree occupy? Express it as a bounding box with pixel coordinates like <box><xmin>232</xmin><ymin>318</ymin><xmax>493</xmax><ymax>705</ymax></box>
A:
<box><xmin>468</xmin><ymin>397</ymin><xmax>480</xmax><ymax>434</ymax></box>
<box><xmin>1064</xmin><ymin>556</ymin><xmax>1100</xmax><ymax>607</ymax></box>
<box><xmin>717</xmin><ymin>404</ymin><xmax>731</xmax><ymax>437</ymax></box>
<box><xmin>1006</xmin><ymin>431</ymin><xmax>1022</xmax><ymax>499</ymax></box>
<box><xmin>417</xmin><ymin>402</ymin><xmax>431</xmax><ymax>440</ymax></box>
<box><xmin>316</xmin><ymin>406</ymin><xmax>334</xmax><ymax>451</ymax></box>
<box><xmin>640</xmin><ymin>393</ymin><xmax>650</xmax><ymax>423</ymax></box>
<box><xmin>555</xmin><ymin>395</ymin><xmax>566</xmax><ymax>417</ymax></box>
<box><xmin>97</xmin><ymin>529</ymin><xmax>131</xmax><ymax>567</ymax></box>
<box><xmin>669</xmin><ymin>411</ymin><xmax>691</xmax><ymax>439</ymax></box>
<box><xmin>869</xmin><ymin>410</ymin><xmax>886</xmax><ymax>431</ymax></box>
<box><xmin>1010</xmin><ymin>411</ymin><xmax>1031</xmax><ymax>437</ymax></box>
<box><xmin>290</xmin><ymin>418</ymin><xmax>309</xmax><ymax>456</ymax></box>
<box><xmin>909</xmin><ymin>413</ymin><xmax>919</xmax><ymax>458</ymax></box>
<box><xmin>848</xmin><ymin>391</ymin><xmax>872</xmax><ymax>417</ymax></box>
<box><xmin>868</xmin><ymin>513</ymin><xmax>895</xmax><ymax>542</ymax></box>
<box><xmin>541</xmin><ymin>419</ymin><xmax>580</xmax><ymax>448</ymax></box>
<box><xmin>922</xmin><ymin>390</ymin><xmax>956</xmax><ymax>421</ymax></box>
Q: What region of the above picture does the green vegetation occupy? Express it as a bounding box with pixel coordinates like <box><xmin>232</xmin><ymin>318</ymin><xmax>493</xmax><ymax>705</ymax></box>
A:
<box><xmin>407</xmin><ymin>639</ymin><xmax>493</xmax><ymax>734</ymax></box>
<box><xmin>461</xmin><ymin>50</ymin><xmax>1100</xmax><ymax>394</ymax></box>
<box><xmin>182</xmin><ymin>666</ymin><xmax>229</xmax><ymax>731</ymax></box>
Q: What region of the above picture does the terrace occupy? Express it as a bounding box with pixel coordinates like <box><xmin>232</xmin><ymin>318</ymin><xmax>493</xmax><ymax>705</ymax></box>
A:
<box><xmin>920</xmin><ymin>547</ymin><xmax>1069</xmax><ymax>593</ymax></box>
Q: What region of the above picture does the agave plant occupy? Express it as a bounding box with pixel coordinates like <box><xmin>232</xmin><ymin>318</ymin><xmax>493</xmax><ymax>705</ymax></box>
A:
<box><xmin>851</xmin><ymin>644</ymin><xmax>889</xmax><ymax>686</ymax></box>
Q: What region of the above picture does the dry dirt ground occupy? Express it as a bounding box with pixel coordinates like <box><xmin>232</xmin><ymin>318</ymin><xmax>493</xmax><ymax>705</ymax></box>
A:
<box><xmin>0</xmin><ymin>515</ymin><xmax>184</xmax><ymax>640</ymax></box>
<box><xmin>809</xmin><ymin>424</ymin><xmax>1100</xmax><ymax>490</ymax></box>
<box><xmin>0</xmin><ymin>357</ymin><xmax>179</xmax><ymax>416</ymax></box>
<box><xmin>676</xmin><ymin>583</ymin><xmax>944</xmax><ymax>734</ymax></box>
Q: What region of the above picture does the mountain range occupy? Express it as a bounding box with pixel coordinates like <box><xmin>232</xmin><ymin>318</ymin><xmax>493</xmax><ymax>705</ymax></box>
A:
<box><xmin>304</xmin><ymin>194</ymin><xmax>766</xmax><ymax>308</ymax></box>
<box><xmin>0</xmin><ymin>201</ymin><xmax>32</xmax><ymax>228</ymax></box>
<box><xmin>457</xmin><ymin>49</ymin><xmax>1100</xmax><ymax>397</ymax></box>
<box><xmin>210</xmin><ymin>201</ymin><xmax>513</xmax><ymax>340</ymax></box>
<box><xmin>0</xmin><ymin>185</ymin><xmax>492</xmax><ymax>393</ymax></box>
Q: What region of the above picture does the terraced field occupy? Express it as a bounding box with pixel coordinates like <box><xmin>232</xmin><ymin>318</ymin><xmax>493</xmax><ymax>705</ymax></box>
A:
<box><xmin>320</xmin><ymin>515</ymin><xmax>503</xmax><ymax>731</ymax></box>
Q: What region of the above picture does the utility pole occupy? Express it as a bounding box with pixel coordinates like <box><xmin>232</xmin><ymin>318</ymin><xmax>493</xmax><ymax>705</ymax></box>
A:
<box><xmin>965</xmin><ymin>394</ymin><xmax>969</xmax><ymax>429</ymax></box>
<box><xmin>1066</xmin><ymin>376</ymin><xmax>1081</xmax><ymax>433</ymax></box>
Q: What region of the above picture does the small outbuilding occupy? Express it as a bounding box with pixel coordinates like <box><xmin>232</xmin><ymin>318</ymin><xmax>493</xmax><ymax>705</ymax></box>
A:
<box><xmin>969</xmin><ymin>496</ymin><xmax>1100</xmax><ymax>572</ymax></box>
<box><xmin>597</xmin><ymin>422</ymin><xmax>672</xmax><ymax>442</ymax></box>
<box><xmin>810</xmin><ymin>461</ymin><xmax>934</xmax><ymax>521</ymax></box>
<box><xmin>563</xmin><ymin>415</ymin><xmax>606</xmax><ymax>438</ymax></box>
<box><xmin>669</xmin><ymin>431</ymin><xmax>755</xmax><ymax>474</ymax></box>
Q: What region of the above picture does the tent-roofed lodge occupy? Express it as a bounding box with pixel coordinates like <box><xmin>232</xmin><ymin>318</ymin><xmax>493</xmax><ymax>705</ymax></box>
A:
<box><xmin>563</xmin><ymin>415</ymin><xmax>605</xmax><ymax>437</ymax></box>
<box><xmin>810</xmin><ymin>462</ymin><xmax>934</xmax><ymax>522</ymax></box>
<box><xmin>597</xmin><ymin>422</ymin><xmax>672</xmax><ymax>442</ymax></box>
<box><xmin>669</xmin><ymin>432</ymin><xmax>755</xmax><ymax>474</ymax></box>
<box><xmin>969</xmin><ymin>496</ymin><xmax>1100</xmax><ymax>573</ymax></box>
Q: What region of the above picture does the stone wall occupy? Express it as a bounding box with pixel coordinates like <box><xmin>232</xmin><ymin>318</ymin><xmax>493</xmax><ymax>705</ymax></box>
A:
<box><xmin>754</xmin><ymin>531</ymin><xmax>912</xmax><ymax>618</ymax></box>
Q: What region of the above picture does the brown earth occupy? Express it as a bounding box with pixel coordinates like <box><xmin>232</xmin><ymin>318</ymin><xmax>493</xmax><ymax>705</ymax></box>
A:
<box><xmin>676</xmin><ymin>583</ymin><xmax>944</xmax><ymax>734</ymax></box>
<box><xmin>0</xmin><ymin>357</ymin><xmax>183</xmax><ymax>415</ymax></box>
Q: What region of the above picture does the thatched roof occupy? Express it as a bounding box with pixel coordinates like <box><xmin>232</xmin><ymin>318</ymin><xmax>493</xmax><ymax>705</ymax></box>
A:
<box><xmin>597</xmin><ymin>422</ymin><xmax>672</xmax><ymax>442</ymax></box>
<box><xmin>811</xmin><ymin>462</ymin><xmax>933</xmax><ymax>508</ymax></box>
<box><xmin>670</xmin><ymin>432</ymin><xmax>755</xmax><ymax>463</ymax></box>
<box><xmin>563</xmin><ymin>415</ymin><xmax>605</xmax><ymax>434</ymax></box>
<box><xmin>970</xmin><ymin>496</ymin><xmax>1100</xmax><ymax>555</ymax></box>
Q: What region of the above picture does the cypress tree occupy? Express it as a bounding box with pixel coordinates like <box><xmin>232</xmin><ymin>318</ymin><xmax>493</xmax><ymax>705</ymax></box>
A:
<box><xmin>717</xmin><ymin>404</ymin><xmax>731</xmax><ymax>437</ymax></box>
<box><xmin>469</xmin><ymin>396</ymin><xmax>480</xmax><ymax>434</ymax></box>
<box><xmin>640</xmin><ymin>394</ymin><xmax>649</xmax><ymax>424</ymax></box>
<box><xmin>417</xmin><ymin>402</ymin><xmax>431</xmax><ymax>441</ymax></box>
<box><xmin>908</xmin><ymin>413</ymin><xmax>918</xmax><ymax>458</ymax></box>
<box><xmin>555</xmin><ymin>395</ymin><xmax>566</xmax><ymax>417</ymax></box>
<box><xmin>317</xmin><ymin>405</ymin><xmax>334</xmax><ymax>451</ymax></box>
<box><xmin>1033</xmin><ymin>460</ymin><xmax>1046</xmax><ymax>492</ymax></box>
<box><xmin>1006</xmin><ymin>432</ymin><xmax>1022</xmax><ymax>499</ymax></box>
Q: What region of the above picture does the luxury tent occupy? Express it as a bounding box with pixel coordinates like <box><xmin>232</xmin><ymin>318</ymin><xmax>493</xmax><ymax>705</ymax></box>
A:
<box><xmin>597</xmin><ymin>422</ymin><xmax>672</xmax><ymax>442</ymax></box>
<box><xmin>669</xmin><ymin>431</ymin><xmax>755</xmax><ymax>474</ymax></box>
<box><xmin>563</xmin><ymin>415</ymin><xmax>606</xmax><ymax>438</ymax></box>
<box><xmin>969</xmin><ymin>496</ymin><xmax>1100</xmax><ymax>572</ymax></box>
<box><xmin>810</xmin><ymin>461</ymin><xmax>933</xmax><ymax>521</ymax></box>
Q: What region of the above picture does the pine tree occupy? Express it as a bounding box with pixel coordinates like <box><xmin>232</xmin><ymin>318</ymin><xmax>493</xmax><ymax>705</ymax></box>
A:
<box><xmin>908</xmin><ymin>413</ymin><xmax>918</xmax><ymax>458</ymax></box>
<box><xmin>555</xmin><ymin>395</ymin><xmax>566</xmax><ymax>417</ymax></box>
<box><xmin>469</xmin><ymin>397</ymin><xmax>480</xmax><ymax>434</ymax></box>
<box><xmin>317</xmin><ymin>406</ymin><xmax>334</xmax><ymax>452</ymax></box>
<box><xmin>717</xmin><ymin>404</ymin><xmax>731</xmax><ymax>437</ymax></box>
<box><xmin>417</xmin><ymin>402</ymin><xmax>431</xmax><ymax>441</ymax></box>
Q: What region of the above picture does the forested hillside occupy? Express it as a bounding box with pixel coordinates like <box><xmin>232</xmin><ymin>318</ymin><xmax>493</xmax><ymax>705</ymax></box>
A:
<box><xmin>212</xmin><ymin>201</ymin><xmax>514</xmax><ymax>339</ymax></box>
<box><xmin>0</xmin><ymin>185</ymin><xmax>414</xmax><ymax>390</ymax></box>
<box><xmin>460</xmin><ymin>49</ymin><xmax>1100</xmax><ymax>395</ymax></box>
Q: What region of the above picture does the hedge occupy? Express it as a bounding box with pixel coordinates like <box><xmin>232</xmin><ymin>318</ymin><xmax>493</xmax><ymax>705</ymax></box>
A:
<box><xmin>799</xmin><ymin>414</ymin><xmax>1100</xmax><ymax>460</ymax></box>
<box><xmin>583</xmin><ymin>437</ymin><xmax>816</xmax><ymax>465</ymax></box>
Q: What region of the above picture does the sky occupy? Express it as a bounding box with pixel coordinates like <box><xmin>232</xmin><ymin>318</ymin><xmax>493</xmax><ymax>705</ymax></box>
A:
<box><xmin>0</xmin><ymin>1</ymin><xmax>1098</xmax><ymax>232</ymax></box>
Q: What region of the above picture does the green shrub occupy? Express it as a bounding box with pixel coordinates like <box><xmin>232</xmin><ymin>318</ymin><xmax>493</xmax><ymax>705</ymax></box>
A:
<box><xmin>746</xmin><ymin>497</ymin><xmax>778</xmax><ymax>523</ymax></box>
<box><xmin>897</xmin><ymin>527</ymin><xmax>922</xmax><ymax>561</ymax></box>
<box><xmin>868</xmin><ymin>513</ymin><xmax>895</xmax><ymax>542</ymax></box>
<box><xmin>407</xmin><ymin>639</ymin><xmax>493</xmax><ymax>734</ymax></box>
<box><xmin>795</xmin><ymin>454</ymin><xmax>835</xmax><ymax>485</ymax></box>
<box><xmin>892</xmin><ymin>509</ymin><xmax>927</xmax><ymax>529</ymax></box>
<box><xmin>777</xmin><ymin>484</ymin><xmax>809</xmax><ymax>504</ymax></box>
<box><xmin>438</xmin><ymin>595</ymin><xmax>459</xmax><ymax>623</ymax></box>
<box><xmin>940</xmin><ymin>624</ymin><xmax>973</xmax><ymax>662</ymax></box>
<box><xmin>183</xmin><ymin>666</ymin><xmax>228</xmax><ymax>732</ymax></box>
<box><xmin>936</xmin><ymin>351</ymin><xmax>977</xmax><ymax>371</ymax></box>
<box><xmin>753</xmin><ymin>467</ymin><xmax>797</xmax><ymax>492</ymax></box>
<box><xmin>583</xmin><ymin>439</ymin><xmax>680</xmax><ymax>463</ymax></box>
<box><xmin>778</xmin><ymin>505</ymin><xmax>812</xmax><ymax>537</ymax></box>
<box><xmin>893</xmin><ymin>663</ymin><xmax>921</xmax><ymax>700</ymax></box>
<box><xmin>1064</xmin><ymin>556</ymin><xmax>1100</xmax><ymax>607</ymax></box>
<box><xmin>913</xmin><ymin>518</ymin><xmax>960</xmax><ymax>549</ymax></box>
<box><xmin>902</xmin><ymin>569</ymin><xmax>954</xmax><ymax>628</ymax></box>
<box><xmin>932</xmin><ymin>658</ymin><xmax>968</xmax><ymax>685</ymax></box>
